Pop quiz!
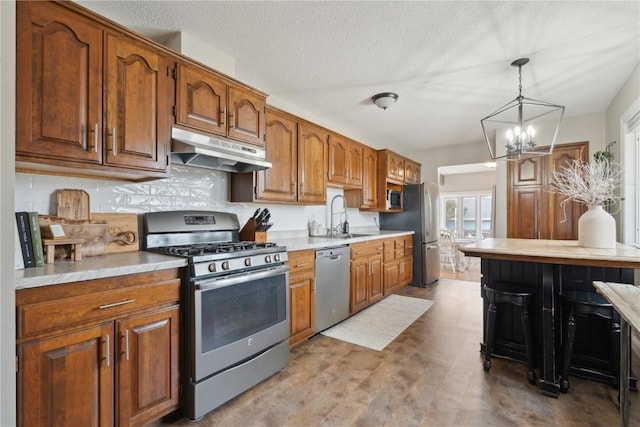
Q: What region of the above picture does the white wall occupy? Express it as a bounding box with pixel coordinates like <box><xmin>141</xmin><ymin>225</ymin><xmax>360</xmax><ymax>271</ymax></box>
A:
<box><xmin>0</xmin><ymin>1</ymin><xmax>16</xmax><ymax>425</ymax></box>
<box><xmin>439</xmin><ymin>171</ymin><xmax>495</xmax><ymax>193</ymax></box>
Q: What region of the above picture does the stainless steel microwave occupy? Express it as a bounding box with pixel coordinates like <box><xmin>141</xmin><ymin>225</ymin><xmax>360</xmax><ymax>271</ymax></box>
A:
<box><xmin>386</xmin><ymin>189</ymin><xmax>402</xmax><ymax>209</ymax></box>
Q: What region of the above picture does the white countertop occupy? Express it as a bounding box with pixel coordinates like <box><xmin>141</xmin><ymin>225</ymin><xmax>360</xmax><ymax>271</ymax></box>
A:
<box><xmin>15</xmin><ymin>252</ymin><xmax>187</xmax><ymax>290</ymax></box>
<box><xmin>15</xmin><ymin>229</ymin><xmax>414</xmax><ymax>289</ymax></box>
<box><xmin>270</xmin><ymin>229</ymin><xmax>414</xmax><ymax>252</ymax></box>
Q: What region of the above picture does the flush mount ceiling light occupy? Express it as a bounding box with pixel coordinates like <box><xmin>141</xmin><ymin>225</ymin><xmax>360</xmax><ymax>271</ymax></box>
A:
<box><xmin>372</xmin><ymin>92</ymin><xmax>399</xmax><ymax>110</ymax></box>
<box><xmin>481</xmin><ymin>58</ymin><xmax>565</xmax><ymax>160</ymax></box>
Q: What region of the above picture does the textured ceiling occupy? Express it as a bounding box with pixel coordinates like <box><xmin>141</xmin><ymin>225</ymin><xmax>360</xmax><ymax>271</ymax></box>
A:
<box><xmin>77</xmin><ymin>1</ymin><xmax>640</xmax><ymax>155</ymax></box>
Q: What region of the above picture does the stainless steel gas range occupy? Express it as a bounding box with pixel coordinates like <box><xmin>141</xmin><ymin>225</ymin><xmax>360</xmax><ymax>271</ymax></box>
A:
<box><xmin>142</xmin><ymin>210</ymin><xmax>290</xmax><ymax>421</ymax></box>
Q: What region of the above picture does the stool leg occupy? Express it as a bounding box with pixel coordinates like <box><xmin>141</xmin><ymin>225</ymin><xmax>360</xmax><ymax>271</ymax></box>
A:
<box><xmin>521</xmin><ymin>305</ymin><xmax>536</xmax><ymax>385</ymax></box>
<box><xmin>612</xmin><ymin>319</ymin><xmax>621</xmax><ymax>388</ymax></box>
<box><xmin>561</xmin><ymin>312</ymin><xmax>576</xmax><ymax>393</ymax></box>
<box><xmin>484</xmin><ymin>299</ymin><xmax>497</xmax><ymax>372</ymax></box>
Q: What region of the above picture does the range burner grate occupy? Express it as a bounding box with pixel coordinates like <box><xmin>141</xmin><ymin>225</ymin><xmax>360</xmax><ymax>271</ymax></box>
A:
<box><xmin>156</xmin><ymin>241</ymin><xmax>277</xmax><ymax>257</ymax></box>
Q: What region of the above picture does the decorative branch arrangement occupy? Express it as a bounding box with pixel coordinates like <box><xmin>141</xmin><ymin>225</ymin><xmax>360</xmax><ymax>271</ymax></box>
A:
<box><xmin>549</xmin><ymin>158</ymin><xmax>621</xmax><ymax>209</ymax></box>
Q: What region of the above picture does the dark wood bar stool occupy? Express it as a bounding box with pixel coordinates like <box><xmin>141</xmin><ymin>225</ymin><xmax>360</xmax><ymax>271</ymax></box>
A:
<box><xmin>560</xmin><ymin>290</ymin><xmax>620</xmax><ymax>393</ymax></box>
<box><xmin>483</xmin><ymin>283</ymin><xmax>536</xmax><ymax>385</ymax></box>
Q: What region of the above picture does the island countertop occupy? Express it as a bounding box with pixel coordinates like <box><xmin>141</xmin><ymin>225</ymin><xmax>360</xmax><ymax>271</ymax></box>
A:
<box><xmin>460</xmin><ymin>238</ymin><xmax>640</xmax><ymax>268</ymax></box>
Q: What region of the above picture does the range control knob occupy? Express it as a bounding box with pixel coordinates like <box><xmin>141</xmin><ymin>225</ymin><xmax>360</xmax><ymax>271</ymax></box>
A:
<box><xmin>222</xmin><ymin>261</ymin><xmax>230</xmax><ymax>271</ymax></box>
<box><xmin>274</xmin><ymin>254</ymin><xmax>281</xmax><ymax>262</ymax></box>
<box><xmin>265</xmin><ymin>255</ymin><xmax>272</xmax><ymax>263</ymax></box>
<box><xmin>244</xmin><ymin>258</ymin><xmax>252</xmax><ymax>267</ymax></box>
<box><xmin>208</xmin><ymin>263</ymin><xmax>217</xmax><ymax>273</ymax></box>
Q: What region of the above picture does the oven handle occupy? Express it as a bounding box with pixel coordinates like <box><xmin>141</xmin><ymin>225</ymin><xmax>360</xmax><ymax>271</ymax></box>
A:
<box><xmin>195</xmin><ymin>264</ymin><xmax>290</xmax><ymax>291</ymax></box>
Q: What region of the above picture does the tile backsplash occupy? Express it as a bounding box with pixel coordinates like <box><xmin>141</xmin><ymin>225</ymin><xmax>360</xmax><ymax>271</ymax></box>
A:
<box><xmin>15</xmin><ymin>165</ymin><xmax>377</xmax><ymax>233</ymax></box>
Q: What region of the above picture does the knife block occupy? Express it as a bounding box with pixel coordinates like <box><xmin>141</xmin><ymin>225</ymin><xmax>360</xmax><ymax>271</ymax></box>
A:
<box><xmin>239</xmin><ymin>218</ymin><xmax>268</xmax><ymax>242</ymax></box>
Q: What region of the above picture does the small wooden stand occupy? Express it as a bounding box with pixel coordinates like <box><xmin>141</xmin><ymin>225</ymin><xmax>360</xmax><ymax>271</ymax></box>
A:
<box><xmin>42</xmin><ymin>238</ymin><xmax>85</xmax><ymax>264</ymax></box>
<box><xmin>239</xmin><ymin>219</ymin><xmax>268</xmax><ymax>242</ymax></box>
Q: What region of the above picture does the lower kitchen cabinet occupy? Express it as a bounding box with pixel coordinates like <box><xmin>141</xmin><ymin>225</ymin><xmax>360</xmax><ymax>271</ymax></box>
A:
<box><xmin>383</xmin><ymin>236</ymin><xmax>413</xmax><ymax>295</ymax></box>
<box><xmin>15</xmin><ymin>269</ymin><xmax>181</xmax><ymax>427</ymax></box>
<box><xmin>350</xmin><ymin>241</ymin><xmax>383</xmax><ymax>314</ymax></box>
<box><xmin>287</xmin><ymin>250</ymin><xmax>315</xmax><ymax>348</ymax></box>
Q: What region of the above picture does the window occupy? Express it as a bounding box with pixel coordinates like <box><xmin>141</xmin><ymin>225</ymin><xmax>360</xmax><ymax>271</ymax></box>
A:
<box><xmin>441</xmin><ymin>192</ymin><xmax>492</xmax><ymax>239</ymax></box>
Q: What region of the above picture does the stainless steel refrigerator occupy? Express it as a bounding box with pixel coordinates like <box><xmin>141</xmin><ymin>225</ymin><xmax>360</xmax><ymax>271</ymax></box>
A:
<box><xmin>379</xmin><ymin>182</ymin><xmax>440</xmax><ymax>286</ymax></box>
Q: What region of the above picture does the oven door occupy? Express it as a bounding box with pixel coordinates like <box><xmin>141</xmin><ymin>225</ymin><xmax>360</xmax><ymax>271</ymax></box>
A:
<box><xmin>192</xmin><ymin>264</ymin><xmax>290</xmax><ymax>381</ymax></box>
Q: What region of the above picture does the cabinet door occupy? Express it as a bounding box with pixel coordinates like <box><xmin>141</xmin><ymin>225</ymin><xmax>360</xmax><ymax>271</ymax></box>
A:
<box><xmin>347</xmin><ymin>141</ymin><xmax>363</xmax><ymax>187</ymax></box>
<box><xmin>18</xmin><ymin>324</ymin><xmax>114</xmax><ymax>427</ymax></box>
<box><xmin>405</xmin><ymin>160</ymin><xmax>421</xmax><ymax>184</ymax></box>
<box><xmin>399</xmin><ymin>257</ymin><xmax>413</xmax><ymax>286</ymax></box>
<box><xmin>16</xmin><ymin>1</ymin><xmax>103</xmax><ymax>164</ymax></box>
<box><xmin>116</xmin><ymin>306</ymin><xmax>180</xmax><ymax>427</ymax></box>
<box><xmin>548</xmin><ymin>144</ymin><xmax>588</xmax><ymax>240</ymax></box>
<box><xmin>350</xmin><ymin>259</ymin><xmax>369</xmax><ymax>314</ymax></box>
<box><xmin>256</xmin><ymin>108</ymin><xmax>298</xmax><ymax>202</ymax></box>
<box><xmin>328</xmin><ymin>134</ymin><xmax>349</xmax><ymax>185</ymax></box>
<box><xmin>361</xmin><ymin>146</ymin><xmax>378</xmax><ymax>208</ymax></box>
<box><xmin>227</xmin><ymin>84</ymin><xmax>266</xmax><ymax>147</ymax></box>
<box><xmin>383</xmin><ymin>261</ymin><xmax>400</xmax><ymax>295</ymax></box>
<box><xmin>298</xmin><ymin>123</ymin><xmax>328</xmax><ymax>204</ymax></box>
<box><xmin>104</xmin><ymin>33</ymin><xmax>168</xmax><ymax>172</ymax></box>
<box><xmin>369</xmin><ymin>255</ymin><xmax>384</xmax><ymax>304</ymax></box>
<box><xmin>176</xmin><ymin>62</ymin><xmax>227</xmax><ymax>137</ymax></box>
<box><xmin>386</xmin><ymin>153</ymin><xmax>404</xmax><ymax>182</ymax></box>
<box><xmin>508</xmin><ymin>186</ymin><xmax>547</xmax><ymax>239</ymax></box>
<box><xmin>289</xmin><ymin>274</ymin><xmax>315</xmax><ymax>348</ymax></box>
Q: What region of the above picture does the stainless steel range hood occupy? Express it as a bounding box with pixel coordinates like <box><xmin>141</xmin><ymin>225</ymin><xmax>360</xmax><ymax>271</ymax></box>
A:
<box><xmin>170</xmin><ymin>127</ymin><xmax>271</xmax><ymax>173</ymax></box>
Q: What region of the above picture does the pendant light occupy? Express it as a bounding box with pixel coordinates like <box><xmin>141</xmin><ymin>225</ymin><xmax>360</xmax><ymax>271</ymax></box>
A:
<box><xmin>481</xmin><ymin>58</ymin><xmax>565</xmax><ymax>160</ymax></box>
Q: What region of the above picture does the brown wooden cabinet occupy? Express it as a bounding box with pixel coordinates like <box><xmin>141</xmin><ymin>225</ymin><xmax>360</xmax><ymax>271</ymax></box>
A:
<box><xmin>328</xmin><ymin>134</ymin><xmax>363</xmax><ymax>188</ymax></box>
<box><xmin>16</xmin><ymin>1</ymin><xmax>170</xmax><ymax>181</ymax></box>
<box><xmin>382</xmin><ymin>236</ymin><xmax>413</xmax><ymax>295</ymax></box>
<box><xmin>230</xmin><ymin>108</ymin><xmax>327</xmax><ymax>204</ymax></box>
<box><xmin>379</xmin><ymin>150</ymin><xmax>405</xmax><ymax>184</ymax></box>
<box><xmin>16</xmin><ymin>269</ymin><xmax>181</xmax><ymax>427</ymax></box>
<box><xmin>507</xmin><ymin>142</ymin><xmax>588</xmax><ymax>239</ymax></box>
<box><xmin>345</xmin><ymin>145</ymin><xmax>378</xmax><ymax>209</ymax></box>
<box><xmin>174</xmin><ymin>61</ymin><xmax>266</xmax><ymax>147</ymax></box>
<box><xmin>287</xmin><ymin>250</ymin><xmax>315</xmax><ymax>348</ymax></box>
<box><xmin>404</xmin><ymin>159</ymin><xmax>421</xmax><ymax>185</ymax></box>
<box><xmin>350</xmin><ymin>241</ymin><xmax>383</xmax><ymax>314</ymax></box>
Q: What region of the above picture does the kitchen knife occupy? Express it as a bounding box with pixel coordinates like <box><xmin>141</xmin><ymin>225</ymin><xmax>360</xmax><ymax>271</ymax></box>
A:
<box><xmin>255</xmin><ymin>208</ymin><xmax>268</xmax><ymax>223</ymax></box>
<box><xmin>251</xmin><ymin>208</ymin><xmax>260</xmax><ymax>219</ymax></box>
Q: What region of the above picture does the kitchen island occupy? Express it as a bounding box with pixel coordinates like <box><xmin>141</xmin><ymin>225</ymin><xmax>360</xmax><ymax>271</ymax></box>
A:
<box><xmin>461</xmin><ymin>238</ymin><xmax>640</xmax><ymax>398</ymax></box>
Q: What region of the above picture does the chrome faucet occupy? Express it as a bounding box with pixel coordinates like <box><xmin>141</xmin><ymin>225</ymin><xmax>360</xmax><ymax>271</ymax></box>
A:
<box><xmin>330</xmin><ymin>194</ymin><xmax>349</xmax><ymax>235</ymax></box>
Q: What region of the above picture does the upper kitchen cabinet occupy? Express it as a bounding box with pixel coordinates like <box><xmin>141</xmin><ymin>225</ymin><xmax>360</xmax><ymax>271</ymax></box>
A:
<box><xmin>175</xmin><ymin>61</ymin><xmax>266</xmax><ymax>147</ymax></box>
<box><xmin>345</xmin><ymin>145</ymin><xmax>377</xmax><ymax>209</ymax></box>
<box><xmin>297</xmin><ymin>121</ymin><xmax>329</xmax><ymax>204</ymax></box>
<box><xmin>404</xmin><ymin>159</ymin><xmax>421</xmax><ymax>184</ymax></box>
<box><xmin>378</xmin><ymin>150</ymin><xmax>405</xmax><ymax>184</ymax></box>
<box><xmin>327</xmin><ymin>133</ymin><xmax>363</xmax><ymax>188</ymax></box>
<box><xmin>230</xmin><ymin>107</ymin><xmax>327</xmax><ymax>204</ymax></box>
<box><xmin>16</xmin><ymin>1</ymin><xmax>171</xmax><ymax>181</ymax></box>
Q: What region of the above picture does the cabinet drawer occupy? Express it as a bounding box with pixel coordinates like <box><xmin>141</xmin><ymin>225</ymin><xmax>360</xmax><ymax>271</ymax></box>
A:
<box><xmin>287</xmin><ymin>249</ymin><xmax>315</xmax><ymax>276</ymax></box>
<box><xmin>18</xmin><ymin>279</ymin><xmax>180</xmax><ymax>339</ymax></box>
<box><xmin>351</xmin><ymin>240</ymin><xmax>383</xmax><ymax>259</ymax></box>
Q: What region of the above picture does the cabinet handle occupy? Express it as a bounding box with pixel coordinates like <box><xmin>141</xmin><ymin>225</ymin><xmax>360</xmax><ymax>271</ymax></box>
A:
<box><xmin>107</xmin><ymin>127</ymin><xmax>117</xmax><ymax>155</ymax></box>
<box><xmin>104</xmin><ymin>335</ymin><xmax>110</xmax><ymax>367</ymax></box>
<box><xmin>124</xmin><ymin>330</ymin><xmax>130</xmax><ymax>361</ymax></box>
<box><xmin>221</xmin><ymin>107</ymin><xmax>226</xmax><ymax>128</ymax></box>
<box><xmin>295</xmin><ymin>263</ymin><xmax>309</xmax><ymax>268</ymax></box>
<box><xmin>99</xmin><ymin>299</ymin><xmax>135</xmax><ymax>310</ymax></box>
<box><xmin>89</xmin><ymin>123</ymin><xmax>98</xmax><ymax>152</ymax></box>
<box><xmin>230</xmin><ymin>111</ymin><xmax>236</xmax><ymax>129</ymax></box>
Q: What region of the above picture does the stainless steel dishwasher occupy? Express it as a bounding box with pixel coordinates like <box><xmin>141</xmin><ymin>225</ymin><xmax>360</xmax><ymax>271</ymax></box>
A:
<box><xmin>315</xmin><ymin>245</ymin><xmax>351</xmax><ymax>332</ymax></box>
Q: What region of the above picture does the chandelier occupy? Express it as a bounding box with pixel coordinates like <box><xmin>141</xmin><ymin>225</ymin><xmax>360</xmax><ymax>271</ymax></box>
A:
<box><xmin>481</xmin><ymin>58</ymin><xmax>565</xmax><ymax>160</ymax></box>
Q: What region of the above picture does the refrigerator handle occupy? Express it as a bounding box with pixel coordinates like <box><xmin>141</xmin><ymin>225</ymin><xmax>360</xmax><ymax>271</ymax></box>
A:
<box><xmin>425</xmin><ymin>187</ymin><xmax>432</xmax><ymax>237</ymax></box>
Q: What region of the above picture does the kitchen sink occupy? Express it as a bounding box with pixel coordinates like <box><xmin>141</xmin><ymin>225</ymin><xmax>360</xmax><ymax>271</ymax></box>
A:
<box><xmin>312</xmin><ymin>233</ymin><xmax>374</xmax><ymax>239</ymax></box>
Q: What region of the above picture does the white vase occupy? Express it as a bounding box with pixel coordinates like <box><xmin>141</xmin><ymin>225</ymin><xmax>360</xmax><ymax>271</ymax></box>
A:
<box><xmin>578</xmin><ymin>205</ymin><xmax>616</xmax><ymax>248</ymax></box>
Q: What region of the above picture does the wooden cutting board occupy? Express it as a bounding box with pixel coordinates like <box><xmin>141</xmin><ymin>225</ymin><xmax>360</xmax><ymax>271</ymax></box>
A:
<box><xmin>56</xmin><ymin>189</ymin><xmax>90</xmax><ymax>220</ymax></box>
<box><xmin>91</xmin><ymin>213</ymin><xmax>140</xmax><ymax>253</ymax></box>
